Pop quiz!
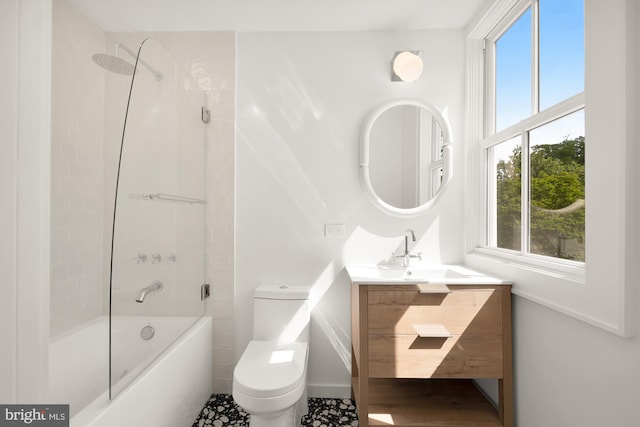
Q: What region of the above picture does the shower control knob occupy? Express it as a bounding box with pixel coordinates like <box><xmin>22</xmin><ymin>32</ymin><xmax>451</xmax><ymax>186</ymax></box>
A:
<box><xmin>167</xmin><ymin>253</ymin><xmax>177</xmax><ymax>263</ymax></box>
<box><xmin>134</xmin><ymin>254</ymin><xmax>147</xmax><ymax>264</ymax></box>
<box><xmin>151</xmin><ymin>253</ymin><xmax>162</xmax><ymax>263</ymax></box>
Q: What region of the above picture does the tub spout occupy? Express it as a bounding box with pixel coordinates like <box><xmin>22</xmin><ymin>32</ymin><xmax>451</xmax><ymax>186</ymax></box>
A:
<box><xmin>136</xmin><ymin>281</ymin><xmax>163</xmax><ymax>303</ymax></box>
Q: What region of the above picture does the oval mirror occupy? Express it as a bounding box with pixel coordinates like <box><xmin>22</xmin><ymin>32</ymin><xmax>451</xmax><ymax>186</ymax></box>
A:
<box><xmin>360</xmin><ymin>99</ymin><xmax>453</xmax><ymax>216</ymax></box>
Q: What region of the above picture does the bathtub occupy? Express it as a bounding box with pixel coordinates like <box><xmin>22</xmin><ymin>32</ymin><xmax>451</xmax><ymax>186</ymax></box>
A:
<box><xmin>49</xmin><ymin>315</ymin><xmax>212</xmax><ymax>427</ymax></box>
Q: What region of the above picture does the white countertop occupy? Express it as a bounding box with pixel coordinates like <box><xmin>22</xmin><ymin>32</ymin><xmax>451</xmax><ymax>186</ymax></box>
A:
<box><xmin>345</xmin><ymin>264</ymin><xmax>513</xmax><ymax>285</ymax></box>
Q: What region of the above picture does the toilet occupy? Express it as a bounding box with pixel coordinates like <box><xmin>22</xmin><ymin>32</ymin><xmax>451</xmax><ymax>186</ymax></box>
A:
<box><xmin>233</xmin><ymin>284</ymin><xmax>311</xmax><ymax>427</ymax></box>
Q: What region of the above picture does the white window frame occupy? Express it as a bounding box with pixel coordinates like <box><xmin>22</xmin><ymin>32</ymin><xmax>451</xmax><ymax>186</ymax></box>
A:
<box><xmin>464</xmin><ymin>0</ymin><xmax>634</xmax><ymax>336</ymax></box>
<box><xmin>481</xmin><ymin>0</ymin><xmax>586</xmax><ymax>278</ymax></box>
<box><xmin>480</xmin><ymin>97</ymin><xmax>586</xmax><ymax>278</ymax></box>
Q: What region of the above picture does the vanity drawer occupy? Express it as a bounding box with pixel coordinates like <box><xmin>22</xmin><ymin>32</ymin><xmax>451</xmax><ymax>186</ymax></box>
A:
<box><xmin>368</xmin><ymin>334</ymin><xmax>503</xmax><ymax>379</ymax></box>
<box><xmin>367</xmin><ymin>286</ymin><xmax>502</xmax><ymax>335</ymax></box>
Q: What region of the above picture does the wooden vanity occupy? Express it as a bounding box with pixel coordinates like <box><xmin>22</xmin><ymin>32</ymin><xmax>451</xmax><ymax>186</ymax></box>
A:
<box><xmin>350</xmin><ymin>281</ymin><xmax>513</xmax><ymax>427</ymax></box>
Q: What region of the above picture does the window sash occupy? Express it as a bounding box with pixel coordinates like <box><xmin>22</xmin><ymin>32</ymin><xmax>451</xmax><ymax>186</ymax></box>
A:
<box><xmin>481</xmin><ymin>94</ymin><xmax>585</xmax><ymax>263</ymax></box>
<box><xmin>480</xmin><ymin>93</ymin><xmax>584</xmax><ymax>151</ymax></box>
<box><xmin>476</xmin><ymin>0</ymin><xmax>586</xmax><ymax>269</ymax></box>
<box><xmin>483</xmin><ymin>0</ymin><xmax>533</xmax><ymax>137</ymax></box>
<box><xmin>481</xmin><ymin>0</ymin><xmax>585</xmax><ymax>264</ymax></box>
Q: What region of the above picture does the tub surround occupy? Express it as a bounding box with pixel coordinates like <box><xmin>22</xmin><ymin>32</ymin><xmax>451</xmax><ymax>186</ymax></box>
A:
<box><xmin>69</xmin><ymin>317</ymin><xmax>212</xmax><ymax>427</ymax></box>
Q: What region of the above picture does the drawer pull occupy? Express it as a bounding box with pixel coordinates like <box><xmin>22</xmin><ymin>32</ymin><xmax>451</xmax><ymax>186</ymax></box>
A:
<box><xmin>413</xmin><ymin>324</ymin><xmax>453</xmax><ymax>338</ymax></box>
<box><xmin>417</xmin><ymin>284</ymin><xmax>451</xmax><ymax>294</ymax></box>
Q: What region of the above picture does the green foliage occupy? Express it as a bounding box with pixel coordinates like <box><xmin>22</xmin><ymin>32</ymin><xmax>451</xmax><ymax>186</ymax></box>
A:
<box><xmin>496</xmin><ymin>136</ymin><xmax>585</xmax><ymax>261</ymax></box>
<box><xmin>496</xmin><ymin>147</ymin><xmax>521</xmax><ymax>251</ymax></box>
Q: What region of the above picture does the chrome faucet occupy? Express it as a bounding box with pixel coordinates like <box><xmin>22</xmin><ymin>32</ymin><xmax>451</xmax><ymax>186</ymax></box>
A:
<box><xmin>136</xmin><ymin>280</ymin><xmax>163</xmax><ymax>303</ymax></box>
<box><xmin>395</xmin><ymin>229</ymin><xmax>422</xmax><ymax>267</ymax></box>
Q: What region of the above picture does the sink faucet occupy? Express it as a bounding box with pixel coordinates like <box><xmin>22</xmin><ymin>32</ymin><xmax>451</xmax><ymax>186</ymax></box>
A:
<box><xmin>136</xmin><ymin>280</ymin><xmax>163</xmax><ymax>303</ymax></box>
<box><xmin>395</xmin><ymin>229</ymin><xmax>422</xmax><ymax>267</ymax></box>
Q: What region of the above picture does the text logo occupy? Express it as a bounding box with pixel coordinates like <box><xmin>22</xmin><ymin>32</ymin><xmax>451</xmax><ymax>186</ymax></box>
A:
<box><xmin>0</xmin><ymin>405</ymin><xmax>69</xmax><ymax>427</ymax></box>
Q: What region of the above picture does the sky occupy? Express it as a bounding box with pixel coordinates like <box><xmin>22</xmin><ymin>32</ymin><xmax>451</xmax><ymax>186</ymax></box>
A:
<box><xmin>495</xmin><ymin>0</ymin><xmax>584</xmax><ymax>136</ymax></box>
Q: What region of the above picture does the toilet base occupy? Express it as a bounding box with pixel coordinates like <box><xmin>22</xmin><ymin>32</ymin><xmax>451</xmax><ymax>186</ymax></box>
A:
<box><xmin>248</xmin><ymin>394</ymin><xmax>308</xmax><ymax>427</ymax></box>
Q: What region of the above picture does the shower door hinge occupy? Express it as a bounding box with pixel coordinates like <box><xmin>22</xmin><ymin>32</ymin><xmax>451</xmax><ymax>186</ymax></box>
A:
<box><xmin>201</xmin><ymin>283</ymin><xmax>211</xmax><ymax>300</ymax></box>
<box><xmin>201</xmin><ymin>107</ymin><xmax>211</xmax><ymax>124</ymax></box>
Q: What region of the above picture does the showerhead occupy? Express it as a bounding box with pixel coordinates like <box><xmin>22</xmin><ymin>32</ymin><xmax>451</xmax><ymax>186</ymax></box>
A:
<box><xmin>91</xmin><ymin>53</ymin><xmax>135</xmax><ymax>76</ymax></box>
<box><xmin>92</xmin><ymin>43</ymin><xmax>163</xmax><ymax>81</ymax></box>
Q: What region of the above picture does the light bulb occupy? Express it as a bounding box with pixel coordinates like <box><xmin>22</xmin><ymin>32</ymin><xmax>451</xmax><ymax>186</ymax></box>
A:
<box><xmin>392</xmin><ymin>51</ymin><xmax>423</xmax><ymax>82</ymax></box>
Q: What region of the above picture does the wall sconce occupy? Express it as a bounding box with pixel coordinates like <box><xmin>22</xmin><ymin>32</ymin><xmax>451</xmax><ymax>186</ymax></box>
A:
<box><xmin>391</xmin><ymin>51</ymin><xmax>423</xmax><ymax>82</ymax></box>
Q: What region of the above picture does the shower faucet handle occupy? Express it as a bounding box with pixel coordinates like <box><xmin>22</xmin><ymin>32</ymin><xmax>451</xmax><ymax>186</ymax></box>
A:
<box><xmin>134</xmin><ymin>253</ymin><xmax>147</xmax><ymax>264</ymax></box>
<box><xmin>151</xmin><ymin>253</ymin><xmax>162</xmax><ymax>263</ymax></box>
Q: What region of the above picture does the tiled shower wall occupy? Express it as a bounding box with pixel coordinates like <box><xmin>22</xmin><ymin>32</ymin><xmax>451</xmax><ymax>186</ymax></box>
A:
<box><xmin>52</xmin><ymin>0</ymin><xmax>236</xmax><ymax>392</ymax></box>
<box><xmin>198</xmin><ymin>32</ymin><xmax>236</xmax><ymax>394</ymax></box>
<box><xmin>103</xmin><ymin>31</ymin><xmax>236</xmax><ymax>394</ymax></box>
<box><xmin>50</xmin><ymin>0</ymin><xmax>105</xmax><ymax>337</ymax></box>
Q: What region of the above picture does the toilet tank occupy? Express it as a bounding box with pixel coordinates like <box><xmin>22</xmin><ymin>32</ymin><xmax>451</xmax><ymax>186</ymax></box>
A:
<box><xmin>253</xmin><ymin>284</ymin><xmax>311</xmax><ymax>344</ymax></box>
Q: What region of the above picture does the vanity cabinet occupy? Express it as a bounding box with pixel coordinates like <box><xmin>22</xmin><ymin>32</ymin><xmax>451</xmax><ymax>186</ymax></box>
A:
<box><xmin>351</xmin><ymin>283</ymin><xmax>513</xmax><ymax>427</ymax></box>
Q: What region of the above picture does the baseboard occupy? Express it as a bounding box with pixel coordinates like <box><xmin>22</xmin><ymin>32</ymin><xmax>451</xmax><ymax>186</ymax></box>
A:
<box><xmin>307</xmin><ymin>383</ymin><xmax>352</xmax><ymax>399</ymax></box>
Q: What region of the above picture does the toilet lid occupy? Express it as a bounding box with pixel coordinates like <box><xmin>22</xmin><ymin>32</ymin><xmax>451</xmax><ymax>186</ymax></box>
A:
<box><xmin>234</xmin><ymin>341</ymin><xmax>308</xmax><ymax>398</ymax></box>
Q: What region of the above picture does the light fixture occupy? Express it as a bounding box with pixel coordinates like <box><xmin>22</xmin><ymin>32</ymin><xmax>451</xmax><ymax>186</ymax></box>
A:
<box><xmin>391</xmin><ymin>51</ymin><xmax>423</xmax><ymax>82</ymax></box>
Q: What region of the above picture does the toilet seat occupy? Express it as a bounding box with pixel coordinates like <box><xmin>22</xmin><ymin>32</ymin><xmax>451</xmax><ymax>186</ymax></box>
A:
<box><xmin>234</xmin><ymin>340</ymin><xmax>308</xmax><ymax>398</ymax></box>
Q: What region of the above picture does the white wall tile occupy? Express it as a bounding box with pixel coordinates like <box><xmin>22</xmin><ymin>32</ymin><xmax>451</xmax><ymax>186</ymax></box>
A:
<box><xmin>100</xmin><ymin>30</ymin><xmax>235</xmax><ymax>392</ymax></box>
<box><xmin>55</xmin><ymin>3</ymin><xmax>236</xmax><ymax>389</ymax></box>
<box><xmin>51</xmin><ymin>0</ymin><xmax>105</xmax><ymax>337</ymax></box>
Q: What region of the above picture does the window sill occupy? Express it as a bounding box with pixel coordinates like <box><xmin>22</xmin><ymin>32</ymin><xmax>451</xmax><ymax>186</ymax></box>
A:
<box><xmin>472</xmin><ymin>247</ymin><xmax>585</xmax><ymax>284</ymax></box>
<box><xmin>464</xmin><ymin>250</ymin><xmax>630</xmax><ymax>337</ymax></box>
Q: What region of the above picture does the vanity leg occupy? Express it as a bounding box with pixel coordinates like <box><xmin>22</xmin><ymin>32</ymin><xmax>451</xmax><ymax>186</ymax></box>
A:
<box><xmin>499</xmin><ymin>379</ymin><xmax>513</xmax><ymax>427</ymax></box>
<box><xmin>351</xmin><ymin>285</ymin><xmax>370</xmax><ymax>427</ymax></box>
<box><xmin>499</xmin><ymin>286</ymin><xmax>514</xmax><ymax>427</ymax></box>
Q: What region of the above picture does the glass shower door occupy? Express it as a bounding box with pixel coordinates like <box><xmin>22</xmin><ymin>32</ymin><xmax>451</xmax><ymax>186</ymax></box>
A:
<box><xmin>109</xmin><ymin>37</ymin><xmax>207</xmax><ymax>399</ymax></box>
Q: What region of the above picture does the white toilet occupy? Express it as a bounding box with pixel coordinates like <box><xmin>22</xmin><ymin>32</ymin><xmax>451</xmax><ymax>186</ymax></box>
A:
<box><xmin>233</xmin><ymin>284</ymin><xmax>311</xmax><ymax>427</ymax></box>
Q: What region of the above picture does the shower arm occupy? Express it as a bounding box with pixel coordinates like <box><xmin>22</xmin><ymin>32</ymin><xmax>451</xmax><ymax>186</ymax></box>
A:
<box><xmin>116</xmin><ymin>43</ymin><xmax>163</xmax><ymax>81</ymax></box>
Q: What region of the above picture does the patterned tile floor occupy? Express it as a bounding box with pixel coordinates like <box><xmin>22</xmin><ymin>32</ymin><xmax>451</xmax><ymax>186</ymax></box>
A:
<box><xmin>192</xmin><ymin>394</ymin><xmax>359</xmax><ymax>427</ymax></box>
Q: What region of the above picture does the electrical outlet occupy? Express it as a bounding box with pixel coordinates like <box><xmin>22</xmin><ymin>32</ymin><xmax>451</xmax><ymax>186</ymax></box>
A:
<box><xmin>324</xmin><ymin>223</ymin><xmax>345</xmax><ymax>237</ymax></box>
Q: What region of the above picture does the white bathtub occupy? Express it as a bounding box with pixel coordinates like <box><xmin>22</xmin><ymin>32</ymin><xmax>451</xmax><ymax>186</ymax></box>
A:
<box><xmin>49</xmin><ymin>316</ymin><xmax>212</xmax><ymax>427</ymax></box>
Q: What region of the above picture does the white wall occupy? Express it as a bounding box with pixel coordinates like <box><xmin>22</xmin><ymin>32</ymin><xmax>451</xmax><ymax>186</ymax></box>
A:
<box><xmin>0</xmin><ymin>0</ymin><xmax>52</xmax><ymax>403</ymax></box>
<box><xmin>236</xmin><ymin>30</ymin><xmax>465</xmax><ymax>395</ymax></box>
<box><xmin>0</xmin><ymin>0</ymin><xmax>20</xmax><ymax>404</ymax></box>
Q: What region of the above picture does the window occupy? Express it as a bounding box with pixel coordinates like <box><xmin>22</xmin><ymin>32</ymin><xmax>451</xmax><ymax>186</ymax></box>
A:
<box><xmin>483</xmin><ymin>0</ymin><xmax>585</xmax><ymax>264</ymax></box>
<box><xmin>467</xmin><ymin>0</ymin><xmax>632</xmax><ymax>336</ymax></box>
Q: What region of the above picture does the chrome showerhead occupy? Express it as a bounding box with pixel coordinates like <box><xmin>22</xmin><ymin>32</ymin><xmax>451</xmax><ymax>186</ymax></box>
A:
<box><xmin>92</xmin><ymin>42</ymin><xmax>163</xmax><ymax>81</ymax></box>
<box><xmin>91</xmin><ymin>53</ymin><xmax>134</xmax><ymax>76</ymax></box>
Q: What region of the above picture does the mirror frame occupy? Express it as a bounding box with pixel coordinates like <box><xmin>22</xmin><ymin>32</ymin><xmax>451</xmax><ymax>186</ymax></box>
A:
<box><xmin>360</xmin><ymin>98</ymin><xmax>453</xmax><ymax>216</ymax></box>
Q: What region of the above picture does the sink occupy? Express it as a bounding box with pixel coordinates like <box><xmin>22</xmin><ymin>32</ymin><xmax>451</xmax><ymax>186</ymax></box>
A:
<box><xmin>403</xmin><ymin>268</ymin><xmax>469</xmax><ymax>280</ymax></box>
<box><xmin>345</xmin><ymin>264</ymin><xmax>511</xmax><ymax>285</ymax></box>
